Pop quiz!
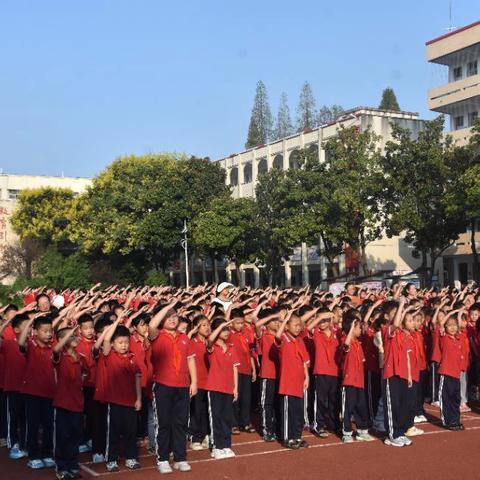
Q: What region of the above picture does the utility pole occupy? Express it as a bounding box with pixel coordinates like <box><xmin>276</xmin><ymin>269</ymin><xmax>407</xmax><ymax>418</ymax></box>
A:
<box><xmin>181</xmin><ymin>220</ymin><xmax>190</xmax><ymax>288</ymax></box>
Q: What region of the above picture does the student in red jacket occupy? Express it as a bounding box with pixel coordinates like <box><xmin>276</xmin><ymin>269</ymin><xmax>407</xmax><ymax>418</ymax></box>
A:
<box><xmin>412</xmin><ymin>311</ymin><xmax>428</xmax><ymax>423</ymax></box>
<box><xmin>187</xmin><ymin>314</ymin><xmax>211</xmax><ymax>450</ymax></box>
<box><xmin>340</xmin><ymin>310</ymin><xmax>375</xmax><ymax>443</ymax></box>
<box><xmin>148</xmin><ymin>302</ymin><xmax>197</xmax><ymax>475</ymax></box>
<box><xmin>0</xmin><ymin>313</ymin><xmax>29</xmax><ymax>460</ymax></box>
<box><xmin>52</xmin><ymin>326</ymin><xmax>87</xmax><ymax>480</ymax></box>
<box><xmin>438</xmin><ymin>309</ymin><xmax>465</xmax><ymax>430</ymax></box>
<box><xmin>307</xmin><ymin>309</ymin><xmax>340</xmax><ymax>437</ymax></box>
<box><xmin>276</xmin><ymin>310</ymin><xmax>310</xmax><ymax>450</ymax></box>
<box><xmin>102</xmin><ymin>320</ymin><xmax>142</xmax><ymax>472</ymax></box>
<box><xmin>229</xmin><ymin>309</ymin><xmax>256</xmax><ymax>434</ymax></box>
<box><xmin>18</xmin><ymin>315</ymin><xmax>56</xmax><ymax>470</ymax></box>
<box><xmin>255</xmin><ymin>309</ymin><xmax>280</xmax><ymax>442</ymax></box>
<box><xmin>206</xmin><ymin>317</ymin><xmax>239</xmax><ymax>460</ymax></box>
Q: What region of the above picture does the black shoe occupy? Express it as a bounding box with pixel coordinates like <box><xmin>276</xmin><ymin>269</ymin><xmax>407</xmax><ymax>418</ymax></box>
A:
<box><xmin>457</xmin><ymin>423</ymin><xmax>465</xmax><ymax>431</ymax></box>
<box><xmin>299</xmin><ymin>440</ymin><xmax>309</xmax><ymax>448</ymax></box>
<box><xmin>284</xmin><ymin>439</ymin><xmax>300</xmax><ymax>449</ymax></box>
<box><xmin>56</xmin><ymin>472</ymin><xmax>73</xmax><ymax>480</ymax></box>
<box><xmin>263</xmin><ymin>433</ymin><xmax>277</xmax><ymax>442</ymax></box>
<box><xmin>311</xmin><ymin>428</ymin><xmax>329</xmax><ymax>438</ymax></box>
<box><xmin>69</xmin><ymin>470</ymin><xmax>82</xmax><ymax>479</ymax></box>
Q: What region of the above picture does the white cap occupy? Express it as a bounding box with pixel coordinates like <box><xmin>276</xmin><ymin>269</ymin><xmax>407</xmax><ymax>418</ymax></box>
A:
<box><xmin>216</xmin><ymin>282</ymin><xmax>234</xmax><ymax>294</ymax></box>
<box><xmin>52</xmin><ymin>295</ymin><xmax>65</xmax><ymax>309</ymax></box>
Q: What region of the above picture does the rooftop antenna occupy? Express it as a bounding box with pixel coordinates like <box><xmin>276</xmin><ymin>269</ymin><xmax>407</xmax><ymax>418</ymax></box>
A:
<box><xmin>446</xmin><ymin>0</ymin><xmax>457</xmax><ymax>32</ymax></box>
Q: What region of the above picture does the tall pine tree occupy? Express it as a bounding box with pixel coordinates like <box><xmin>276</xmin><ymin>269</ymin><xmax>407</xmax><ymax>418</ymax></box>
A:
<box><xmin>296</xmin><ymin>81</ymin><xmax>317</xmax><ymax>131</ymax></box>
<box><xmin>379</xmin><ymin>87</ymin><xmax>400</xmax><ymax>111</ymax></box>
<box><xmin>245</xmin><ymin>80</ymin><xmax>273</xmax><ymax>149</ymax></box>
<box><xmin>273</xmin><ymin>92</ymin><xmax>293</xmax><ymax>140</ymax></box>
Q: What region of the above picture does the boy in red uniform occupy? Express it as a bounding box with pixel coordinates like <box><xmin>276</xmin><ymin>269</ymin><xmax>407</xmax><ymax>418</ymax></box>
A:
<box><xmin>255</xmin><ymin>309</ymin><xmax>280</xmax><ymax>441</ymax></box>
<box><xmin>207</xmin><ymin>317</ymin><xmax>239</xmax><ymax>460</ymax></box>
<box><xmin>75</xmin><ymin>314</ymin><xmax>96</xmax><ymax>455</ymax></box>
<box><xmin>0</xmin><ymin>313</ymin><xmax>29</xmax><ymax>459</ymax></box>
<box><xmin>340</xmin><ymin>310</ymin><xmax>375</xmax><ymax>443</ymax></box>
<box><xmin>307</xmin><ymin>309</ymin><xmax>340</xmax><ymax>437</ymax></box>
<box><xmin>438</xmin><ymin>310</ymin><xmax>465</xmax><ymax>430</ymax></box>
<box><xmin>52</xmin><ymin>327</ymin><xmax>87</xmax><ymax>480</ymax></box>
<box><xmin>229</xmin><ymin>309</ymin><xmax>256</xmax><ymax>434</ymax></box>
<box><xmin>275</xmin><ymin>310</ymin><xmax>310</xmax><ymax>449</ymax></box>
<box><xmin>102</xmin><ymin>321</ymin><xmax>142</xmax><ymax>472</ymax></box>
<box><xmin>187</xmin><ymin>314</ymin><xmax>211</xmax><ymax>450</ymax></box>
<box><xmin>148</xmin><ymin>302</ymin><xmax>197</xmax><ymax>474</ymax></box>
<box><xmin>18</xmin><ymin>315</ymin><xmax>56</xmax><ymax>469</ymax></box>
<box><xmin>383</xmin><ymin>298</ymin><xmax>413</xmax><ymax>447</ymax></box>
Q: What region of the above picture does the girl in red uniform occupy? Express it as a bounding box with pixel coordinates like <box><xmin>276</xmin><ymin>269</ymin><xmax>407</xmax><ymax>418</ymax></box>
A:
<box><xmin>187</xmin><ymin>314</ymin><xmax>211</xmax><ymax>450</ymax></box>
<box><xmin>206</xmin><ymin>317</ymin><xmax>239</xmax><ymax>460</ymax></box>
<box><xmin>340</xmin><ymin>310</ymin><xmax>375</xmax><ymax>443</ymax></box>
<box><xmin>438</xmin><ymin>310</ymin><xmax>465</xmax><ymax>430</ymax></box>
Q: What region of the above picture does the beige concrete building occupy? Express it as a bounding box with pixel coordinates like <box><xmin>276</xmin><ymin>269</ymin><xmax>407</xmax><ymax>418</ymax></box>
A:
<box><xmin>427</xmin><ymin>20</ymin><xmax>480</xmax><ymax>145</ymax></box>
<box><xmin>0</xmin><ymin>173</ymin><xmax>91</xmax><ymax>248</ymax></box>
<box><xmin>210</xmin><ymin>107</ymin><xmax>426</xmax><ymax>288</ymax></box>
<box><xmin>427</xmin><ymin>21</ymin><xmax>480</xmax><ymax>285</ymax></box>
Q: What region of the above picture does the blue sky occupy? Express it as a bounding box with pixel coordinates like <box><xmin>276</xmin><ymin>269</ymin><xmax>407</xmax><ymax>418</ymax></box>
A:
<box><xmin>0</xmin><ymin>0</ymin><xmax>477</xmax><ymax>178</ymax></box>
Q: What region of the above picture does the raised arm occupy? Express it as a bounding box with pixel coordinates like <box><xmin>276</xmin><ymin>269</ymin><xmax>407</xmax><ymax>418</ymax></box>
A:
<box><xmin>148</xmin><ymin>301</ymin><xmax>177</xmax><ymax>340</ymax></box>
<box><xmin>53</xmin><ymin>326</ymin><xmax>79</xmax><ymax>354</ymax></box>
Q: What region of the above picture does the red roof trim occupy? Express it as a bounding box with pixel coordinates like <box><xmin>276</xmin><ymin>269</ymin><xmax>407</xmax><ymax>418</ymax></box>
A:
<box><xmin>426</xmin><ymin>20</ymin><xmax>480</xmax><ymax>45</ymax></box>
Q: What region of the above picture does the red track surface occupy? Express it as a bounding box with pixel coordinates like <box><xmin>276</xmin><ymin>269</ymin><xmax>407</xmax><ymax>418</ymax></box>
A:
<box><xmin>2</xmin><ymin>404</ymin><xmax>480</xmax><ymax>480</ymax></box>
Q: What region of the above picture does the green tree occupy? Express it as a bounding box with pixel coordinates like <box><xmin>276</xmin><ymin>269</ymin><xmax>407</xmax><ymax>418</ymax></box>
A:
<box><xmin>34</xmin><ymin>246</ymin><xmax>91</xmax><ymax>290</ymax></box>
<box><xmin>381</xmin><ymin>117</ymin><xmax>465</xmax><ymax>286</ymax></box>
<box><xmin>192</xmin><ymin>197</ymin><xmax>259</xmax><ymax>284</ymax></box>
<box><xmin>11</xmin><ymin>187</ymin><xmax>76</xmax><ymax>243</ymax></box>
<box><xmin>273</xmin><ymin>92</ymin><xmax>293</xmax><ymax>140</ymax></box>
<box><xmin>245</xmin><ymin>80</ymin><xmax>273</xmax><ymax>148</ymax></box>
<box><xmin>317</xmin><ymin>105</ymin><xmax>345</xmax><ymax>125</ymax></box>
<box><xmin>446</xmin><ymin>121</ymin><xmax>480</xmax><ymax>282</ymax></box>
<box><xmin>69</xmin><ymin>153</ymin><xmax>228</xmax><ymax>276</ymax></box>
<box><xmin>296</xmin><ymin>81</ymin><xmax>317</xmax><ymax>131</ymax></box>
<box><xmin>379</xmin><ymin>87</ymin><xmax>400</xmax><ymax>111</ymax></box>
<box><xmin>322</xmin><ymin>126</ymin><xmax>384</xmax><ymax>276</ymax></box>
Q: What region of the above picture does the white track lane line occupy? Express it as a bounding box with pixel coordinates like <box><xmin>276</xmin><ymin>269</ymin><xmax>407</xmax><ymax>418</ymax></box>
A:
<box><xmin>80</xmin><ymin>422</ymin><xmax>480</xmax><ymax>477</ymax></box>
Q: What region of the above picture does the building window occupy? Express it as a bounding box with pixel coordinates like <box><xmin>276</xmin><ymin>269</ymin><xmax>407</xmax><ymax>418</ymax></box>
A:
<box><xmin>454</xmin><ymin>115</ymin><xmax>464</xmax><ymax>130</ymax></box>
<box><xmin>453</xmin><ymin>66</ymin><xmax>463</xmax><ymax>80</ymax></box>
<box><xmin>467</xmin><ymin>61</ymin><xmax>478</xmax><ymax>77</ymax></box>
<box><xmin>469</xmin><ymin>111</ymin><xmax>479</xmax><ymax>127</ymax></box>
<box><xmin>7</xmin><ymin>189</ymin><xmax>21</xmax><ymax>200</ymax></box>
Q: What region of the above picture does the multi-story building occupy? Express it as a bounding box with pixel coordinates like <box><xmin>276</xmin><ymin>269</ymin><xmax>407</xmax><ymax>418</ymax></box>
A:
<box><xmin>0</xmin><ymin>173</ymin><xmax>91</xmax><ymax>247</ymax></box>
<box><xmin>427</xmin><ymin>20</ymin><xmax>480</xmax><ymax>145</ymax></box>
<box><xmin>209</xmin><ymin>107</ymin><xmax>426</xmax><ymax>288</ymax></box>
<box><xmin>427</xmin><ymin>21</ymin><xmax>480</xmax><ymax>285</ymax></box>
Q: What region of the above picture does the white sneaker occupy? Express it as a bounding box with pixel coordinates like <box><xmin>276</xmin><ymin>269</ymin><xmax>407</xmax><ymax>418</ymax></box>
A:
<box><xmin>223</xmin><ymin>448</ymin><xmax>235</xmax><ymax>458</ymax></box>
<box><xmin>92</xmin><ymin>453</ymin><xmax>104</xmax><ymax>463</ymax></box>
<box><xmin>400</xmin><ymin>435</ymin><xmax>412</xmax><ymax>446</ymax></box>
<box><xmin>356</xmin><ymin>430</ymin><xmax>375</xmax><ymax>442</ymax></box>
<box><xmin>173</xmin><ymin>461</ymin><xmax>192</xmax><ymax>472</ymax></box>
<box><xmin>211</xmin><ymin>448</ymin><xmax>227</xmax><ymax>460</ymax></box>
<box><xmin>79</xmin><ymin>443</ymin><xmax>91</xmax><ymax>453</ymax></box>
<box><xmin>384</xmin><ymin>437</ymin><xmax>404</xmax><ymax>447</ymax></box>
<box><xmin>201</xmin><ymin>436</ymin><xmax>209</xmax><ymax>449</ymax></box>
<box><xmin>190</xmin><ymin>442</ymin><xmax>204</xmax><ymax>451</ymax></box>
<box><xmin>431</xmin><ymin>401</ymin><xmax>440</xmax><ymax>407</ymax></box>
<box><xmin>157</xmin><ymin>461</ymin><xmax>173</xmax><ymax>474</ymax></box>
<box><xmin>414</xmin><ymin>415</ymin><xmax>427</xmax><ymax>423</ymax></box>
<box><xmin>342</xmin><ymin>434</ymin><xmax>354</xmax><ymax>443</ymax></box>
<box><xmin>405</xmin><ymin>426</ymin><xmax>424</xmax><ymax>437</ymax></box>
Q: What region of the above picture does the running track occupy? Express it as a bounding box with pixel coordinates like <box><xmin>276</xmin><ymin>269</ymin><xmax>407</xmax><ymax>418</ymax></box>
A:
<box><xmin>2</xmin><ymin>404</ymin><xmax>480</xmax><ymax>480</ymax></box>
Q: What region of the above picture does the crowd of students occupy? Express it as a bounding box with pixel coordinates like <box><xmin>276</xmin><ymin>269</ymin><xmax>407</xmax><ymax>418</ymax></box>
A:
<box><xmin>0</xmin><ymin>280</ymin><xmax>478</xmax><ymax>479</ymax></box>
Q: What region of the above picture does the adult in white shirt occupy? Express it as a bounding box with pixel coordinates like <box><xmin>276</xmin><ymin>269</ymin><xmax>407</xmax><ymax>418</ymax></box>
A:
<box><xmin>211</xmin><ymin>282</ymin><xmax>234</xmax><ymax>311</ymax></box>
